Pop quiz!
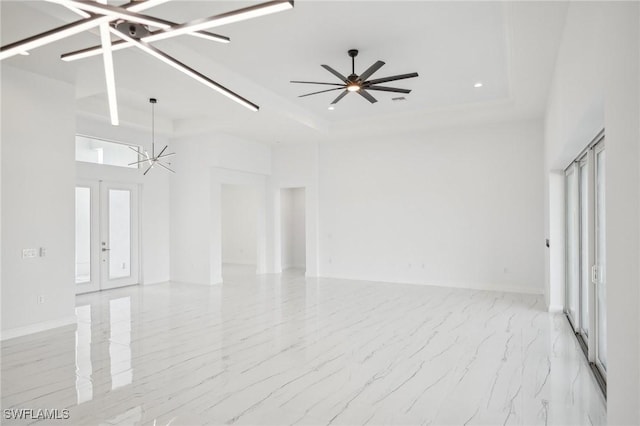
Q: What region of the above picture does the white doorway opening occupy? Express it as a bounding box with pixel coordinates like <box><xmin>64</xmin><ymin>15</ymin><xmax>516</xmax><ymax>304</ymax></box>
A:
<box><xmin>280</xmin><ymin>187</ymin><xmax>306</xmax><ymax>273</ymax></box>
<box><xmin>221</xmin><ymin>184</ymin><xmax>258</xmax><ymax>278</ymax></box>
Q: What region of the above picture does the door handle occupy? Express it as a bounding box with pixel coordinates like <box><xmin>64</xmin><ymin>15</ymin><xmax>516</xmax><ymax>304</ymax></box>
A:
<box><xmin>102</xmin><ymin>248</ymin><xmax>111</xmax><ymax>252</ymax></box>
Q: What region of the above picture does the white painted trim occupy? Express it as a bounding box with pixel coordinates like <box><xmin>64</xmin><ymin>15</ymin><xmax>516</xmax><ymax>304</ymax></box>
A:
<box><xmin>170</xmin><ymin>280</ymin><xmax>222</xmax><ymax>287</ymax></box>
<box><xmin>1</xmin><ymin>316</ymin><xmax>77</xmax><ymax>341</ymax></box>
<box><xmin>222</xmin><ymin>259</ymin><xmax>256</xmax><ymax>266</ymax></box>
<box><xmin>548</xmin><ymin>304</ymin><xmax>564</xmax><ymax>313</ymax></box>
<box><xmin>319</xmin><ymin>275</ymin><xmax>544</xmax><ymax>295</ymax></box>
<box><xmin>142</xmin><ymin>280</ymin><xmax>170</xmax><ymax>286</ymax></box>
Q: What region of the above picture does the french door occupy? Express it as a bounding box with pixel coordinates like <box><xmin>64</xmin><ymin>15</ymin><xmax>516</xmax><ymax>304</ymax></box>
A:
<box><xmin>564</xmin><ymin>133</ymin><xmax>606</xmax><ymax>382</ymax></box>
<box><xmin>75</xmin><ymin>180</ymin><xmax>140</xmax><ymax>294</ymax></box>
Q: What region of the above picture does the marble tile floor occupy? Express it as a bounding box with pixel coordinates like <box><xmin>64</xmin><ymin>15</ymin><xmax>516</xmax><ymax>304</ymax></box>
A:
<box><xmin>1</xmin><ymin>270</ymin><xmax>606</xmax><ymax>425</ymax></box>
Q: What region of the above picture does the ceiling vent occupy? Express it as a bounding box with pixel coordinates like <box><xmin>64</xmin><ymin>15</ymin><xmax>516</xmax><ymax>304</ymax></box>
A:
<box><xmin>392</xmin><ymin>96</ymin><xmax>407</xmax><ymax>102</ymax></box>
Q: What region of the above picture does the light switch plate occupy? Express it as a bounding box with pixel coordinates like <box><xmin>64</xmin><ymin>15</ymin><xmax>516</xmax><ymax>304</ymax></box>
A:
<box><xmin>22</xmin><ymin>248</ymin><xmax>38</xmax><ymax>258</ymax></box>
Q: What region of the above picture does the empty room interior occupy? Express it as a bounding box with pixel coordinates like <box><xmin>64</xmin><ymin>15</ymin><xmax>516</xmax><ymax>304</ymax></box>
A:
<box><xmin>1</xmin><ymin>1</ymin><xmax>639</xmax><ymax>425</ymax></box>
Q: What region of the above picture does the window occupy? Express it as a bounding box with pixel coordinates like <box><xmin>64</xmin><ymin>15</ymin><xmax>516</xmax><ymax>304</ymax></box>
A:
<box><xmin>76</xmin><ymin>135</ymin><xmax>140</xmax><ymax>168</ymax></box>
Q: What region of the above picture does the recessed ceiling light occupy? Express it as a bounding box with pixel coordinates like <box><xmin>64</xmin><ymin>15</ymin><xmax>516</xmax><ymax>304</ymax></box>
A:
<box><xmin>474</xmin><ymin>82</ymin><xmax>483</xmax><ymax>88</ymax></box>
<box><xmin>328</xmin><ymin>106</ymin><xmax>335</xmax><ymax>110</ymax></box>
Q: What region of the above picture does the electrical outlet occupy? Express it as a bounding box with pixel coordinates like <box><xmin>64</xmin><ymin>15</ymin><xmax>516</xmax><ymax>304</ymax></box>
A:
<box><xmin>22</xmin><ymin>248</ymin><xmax>38</xmax><ymax>258</ymax></box>
<box><xmin>39</xmin><ymin>247</ymin><xmax>46</xmax><ymax>257</ymax></box>
<box><xmin>37</xmin><ymin>295</ymin><xmax>45</xmax><ymax>304</ymax></box>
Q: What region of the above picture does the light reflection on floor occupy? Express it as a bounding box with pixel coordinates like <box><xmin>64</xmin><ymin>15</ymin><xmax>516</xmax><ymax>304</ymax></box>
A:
<box><xmin>2</xmin><ymin>268</ymin><xmax>605</xmax><ymax>425</ymax></box>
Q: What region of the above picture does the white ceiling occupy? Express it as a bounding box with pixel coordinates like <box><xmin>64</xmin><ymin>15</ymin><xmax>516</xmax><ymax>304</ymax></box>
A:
<box><xmin>0</xmin><ymin>1</ymin><xmax>568</xmax><ymax>143</ymax></box>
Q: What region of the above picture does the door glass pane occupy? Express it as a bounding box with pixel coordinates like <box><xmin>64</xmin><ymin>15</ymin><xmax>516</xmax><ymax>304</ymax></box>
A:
<box><xmin>596</xmin><ymin>149</ymin><xmax>607</xmax><ymax>370</ymax></box>
<box><xmin>579</xmin><ymin>163</ymin><xmax>589</xmax><ymax>335</ymax></box>
<box><xmin>109</xmin><ymin>189</ymin><xmax>131</xmax><ymax>279</ymax></box>
<box><xmin>566</xmin><ymin>169</ymin><xmax>579</xmax><ymax>324</ymax></box>
<box><xmin>75</xmin><ymin>187</ymin><xmax>91</xmax><ymax>284</ymax></box>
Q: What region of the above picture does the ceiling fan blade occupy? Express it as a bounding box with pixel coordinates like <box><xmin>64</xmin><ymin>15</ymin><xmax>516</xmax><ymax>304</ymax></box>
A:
<box><xmin>358</xmin><ymin>60</ymin><xmax>385</xmax><ymax>82</ymax></box>
<box><xmin>365</xmin><ymin>86</ymin><xmax>411</xmax><ymax>94</ymax></box>
<box><xmin>366</xmin><ymin>72</ymin><xmax>419</xmax><ymax>86</ymax></box>
<box><xmin>330</xmin><ymin>90</ymin><xmax>348</xmax><ymax>105</ymax></box>
<box><xmin>298</xmin><ymin>87</ymin><xmax>344</xmax><ymax>98</ymax></box>
<box><xmin>358</xmin><ymin>89</ymin><xmax>378</xmax><ymax>104</ymax></box>
<box><xmin>111</xmin><ymin>27</ymin><xmax>259</xmax><ymax>111</ymax></box>
<box><xmin>321</xmin><ymin>65</ymin><xmax>348</xmax><ymax>83</ymax></box>
<box><xmin>290</xmin><ymin>81</ymin><xmax>343</xmax><ymax>86</ymax></box>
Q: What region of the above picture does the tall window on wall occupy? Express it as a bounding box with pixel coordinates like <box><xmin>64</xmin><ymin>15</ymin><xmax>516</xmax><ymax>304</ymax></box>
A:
<box><xmin>564</xmin><ymin>131</ymin><xmax>606</xmax><ymax>392</ymax></box>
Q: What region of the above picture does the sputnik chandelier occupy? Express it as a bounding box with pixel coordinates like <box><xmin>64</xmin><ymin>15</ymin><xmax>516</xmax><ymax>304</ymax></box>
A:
<box><xmin>0</xmin><ymin>0</ymin><xmax>295</xmax><ymax>124</ymax></box>
<box><xmin>129</xmin><ymin>98</ymin><xmax>174</xmax><ymax>175</ymax></box>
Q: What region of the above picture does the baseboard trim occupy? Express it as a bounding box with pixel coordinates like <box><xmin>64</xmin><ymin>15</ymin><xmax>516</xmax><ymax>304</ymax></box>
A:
<box><xmin>548</xmin><ymin>304</ymin><xmax>564</xmax><ymax>313</ymax></box>
<box><xmin>170</xmin><ymin>279</ymin><xmax>223</xmax><ymax>286</ymax></box>
<box><xmin>1</xmin><ymin>316</ymin><xmax>77</xmax><ymax>341</ymax></box>
<box><xmin>143</xmin><ymin>280</ymin><xmax>170</xmax><ymax>286</ymax></box>
<box><xmin>319</xmin><ymin>274</ymin><xmax>543</xmax><ymax>295</ymax></box>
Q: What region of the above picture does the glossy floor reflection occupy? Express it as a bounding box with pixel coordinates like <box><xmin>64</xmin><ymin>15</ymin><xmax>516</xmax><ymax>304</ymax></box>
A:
<box><xmin>2</xmin><ymin>270</ymin><xmax>605</xmax><ymax>425</ymax></box>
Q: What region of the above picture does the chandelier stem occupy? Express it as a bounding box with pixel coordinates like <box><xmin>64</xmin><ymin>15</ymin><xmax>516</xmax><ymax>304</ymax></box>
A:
<box><xmin>150</xmin><ymin>97</ymin><xmax>157</xmax><ymax>158</ymax></box>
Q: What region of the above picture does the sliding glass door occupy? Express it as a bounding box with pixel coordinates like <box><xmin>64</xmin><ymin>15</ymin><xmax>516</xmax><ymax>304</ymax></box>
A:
<box><xmin>565</xmin><ymin>165</ymin><xmax>579</xmax><ymax>328</ymax></box>
<box><xmin>564</xmin><ymin>133</ymin><xmax>606</xmax><ymax>384</ymax></box>
<box><xmin>594</xmin><ymin>143</ymin><xmax>606</xmax><ymax>376</ymax></box>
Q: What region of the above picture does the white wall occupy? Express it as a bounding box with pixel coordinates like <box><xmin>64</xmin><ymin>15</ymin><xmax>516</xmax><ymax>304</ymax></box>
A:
<box><xmin>221</xmin><ymin>185</ymin><xmax>258</xmax><ymax>265</ymax></box>
<box><xmin>280</xmin><ymin>187</ymin><xmax>306</xmax><ymax>270</ymax></box>
<box><xmin>269</xmin><ymin>142</ymin><xmax>319</xmax><ymax>276</ymax></box>
<box><xmin>1</xmin><ymin>66</ymin><xmax>76</xmax><ymax>337</ymax></box>
<box><xmin>170</xmin><ymin>133</ymin><xmax>271</xmax><ymax>285</ymax></box>
<box><xmin>319</xmin><ymin>120</ymin><xmax>545</xmax><ymax>293</ymax></box>
<box><xmin>544</xmin><ymin>2</ymin><xmax>640</xmax><ymax>423</ymax></box>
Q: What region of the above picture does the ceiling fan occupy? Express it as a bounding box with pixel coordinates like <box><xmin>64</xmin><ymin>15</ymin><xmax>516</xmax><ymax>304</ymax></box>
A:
<box><xmin>0</xmin><ymin>0</ymin><xmax>295</xmax><ymax>124</ymax></box>
<box><xmin>291</xmin><ymin>49</ymin><xmax>419</xmax><ymax>105</ymax></box>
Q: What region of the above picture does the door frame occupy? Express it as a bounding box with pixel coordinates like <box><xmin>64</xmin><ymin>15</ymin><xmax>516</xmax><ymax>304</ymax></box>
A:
<box><xmin>75</xmin><ymin>179</ymin><xmax>141</xmax><ymax>294</ymax></box>
<box><xmin>593</xmin><ymin>139</ymin><xmax>606</xmax><ymax>379</ymax></box>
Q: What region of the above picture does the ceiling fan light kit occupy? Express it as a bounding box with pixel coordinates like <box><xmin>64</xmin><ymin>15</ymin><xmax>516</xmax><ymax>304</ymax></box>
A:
<box><xmin>291</xmin><ymin>49</ymin><xmax>419</xmax><ymax>106</ymax></box>
<box><xmin>0</xmin><ymin>0</ymin><xmax>295</xmax><ymax>123</ymax></box>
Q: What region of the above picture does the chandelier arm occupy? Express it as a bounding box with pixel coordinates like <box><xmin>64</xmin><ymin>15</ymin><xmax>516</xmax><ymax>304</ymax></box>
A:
<box><xmin>99</xmin><ymin>14</ymin><xmax>119</xmax><ymax>125</ymax></box>
<box><xmin>110</xmin><ymin>27</ymin><xmax>259</xmax><ymax>111</ymax></box>
<box><xmin>143</xmin><ymin>161</ymin><xmax>156</xmax><ymax>176</ymax></box>
<box><xmin>155</xmin><ymin>161</ymin><xmax>176</xmax><ymax>173</ymax></box>
<box><xmin>45</xmin><ymin>0</ymin><xmax>171</xmax><ymax>29</ymax></box>
<box><xmin>0</xmin><ymin>0</ymin><xmax>169</xmax><ymax>60</ymax></box>
<box><xmin>156</xmin><ymin>145</ymin><xmax>168</xmax><ymax>159</ymax></box>
<box><xmin>129</xmin><ymin>159</ymin><xmax>153</xmax><ymax>166</ymax></box>
<box><xmin>61</xmin><ymin>29</ymin><xmax>229</xmax><ymax>62</ymax></box>
<box><xmin>58</xmin><ymin>0</ymin><xmax>293</xmax><ymax>61</ymax></box>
